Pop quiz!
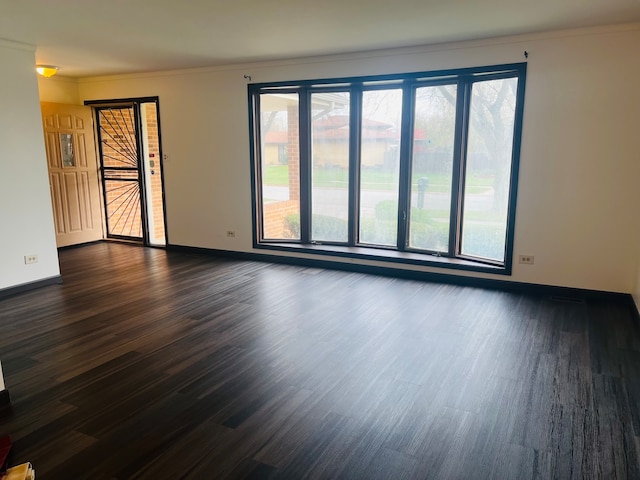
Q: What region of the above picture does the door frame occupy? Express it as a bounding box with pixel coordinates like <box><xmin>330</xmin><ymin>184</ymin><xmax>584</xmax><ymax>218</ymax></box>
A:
<box><xmin>85</xmin><ymin>97</ymin><xmax>168</xmax><ymax>247</ymax></box>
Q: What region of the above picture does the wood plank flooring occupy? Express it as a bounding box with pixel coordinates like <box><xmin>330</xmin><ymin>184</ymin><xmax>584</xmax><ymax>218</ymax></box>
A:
<box><xmin>1</xmin><ymin>242</ymin><xmax>639</xmax><ymax>479</ymax></box>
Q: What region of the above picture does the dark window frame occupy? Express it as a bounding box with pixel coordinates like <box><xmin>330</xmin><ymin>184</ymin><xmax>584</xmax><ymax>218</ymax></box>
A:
<box><xmin>248</xmin><ymin>62</ymin><xmax>527</xmax><ymax>275</ymax></box>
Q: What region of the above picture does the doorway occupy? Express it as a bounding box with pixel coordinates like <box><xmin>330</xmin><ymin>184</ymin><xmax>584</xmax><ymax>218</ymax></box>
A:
<box><xmin>91</xmin><ymin>98</ymin><xmax>166</xmax><ymax>246</ymax></box>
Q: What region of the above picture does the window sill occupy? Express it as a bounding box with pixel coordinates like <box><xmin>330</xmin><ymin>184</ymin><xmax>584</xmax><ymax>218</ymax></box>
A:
<box><xmin>256</xmin><ymin>242</ymin><xmax>510</xmax><ymax>275</ymax></box>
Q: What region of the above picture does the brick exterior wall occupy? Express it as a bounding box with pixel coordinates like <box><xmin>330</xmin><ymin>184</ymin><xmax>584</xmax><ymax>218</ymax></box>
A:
<box><xmin>263</xmin><ymin>200</ymin><xmax>299</xmax><ymax>238</ymax></box>
<box><xmin>261</xmin><ymin>103</ymin><xmax>300</xmax><ymax>239</ymax></box>
<box><xmin>144</xmin><ymin>103</ymin><xmax>165</xmax><ymax>242</ymax></box>
<box><xmin>287</xmin><ymin>104</ymin><xmax>300</xmax><ymax>202</ymax></box>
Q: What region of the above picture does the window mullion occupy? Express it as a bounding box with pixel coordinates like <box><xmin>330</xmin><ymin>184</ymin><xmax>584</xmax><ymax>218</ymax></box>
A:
<box><xmin>503</xmin><ymin>71</ymin><xmax>527</xmax><ymax>272</ymax></box>
<box><xmin>349</xmin><ymin>85</ymin><xmax>362</xmax><ymax>246</ymax></box>
<box><xmin>299</xmin><ymin>88</ymin><xmax>311</xmax><ymax>244</ymax></box>
<box><xmin>396</xmin><ymin>81</ymin><xmax>414</xmax><ymax>251</ymax></box>
<box><xmin>251</xmin><ymin>91</ymin><xmax>264</xmax><ymax>241</ymax></box>
<box><xmin>449</xmin><ymin>80</ymin><xmax>471</xmax><ymax>257</ymax></box>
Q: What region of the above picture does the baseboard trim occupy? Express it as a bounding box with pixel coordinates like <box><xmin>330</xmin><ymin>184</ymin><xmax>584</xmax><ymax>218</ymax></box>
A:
<box><xmin>0</xmin><ymin>389</ymin><xmax>9</xmax><ymax>408</ymax></box>
<box><xmin>57</xmin><ymin>239</ymin><xmax>105</xmax><ymax>250</ymax></box>
<box><xmin>0</xmin><ymin>275</ymin><xmax>62</xmax><ymax>300</ymax></box>
<box><xmin>167</xmin><ymin>244</ymin><xmax>631</xmax><ymax>303</ymax></box>
<box><xmin>630</xmin><ymin>297</ymin><xmax>640</xmax><ymax>326</ymax></box>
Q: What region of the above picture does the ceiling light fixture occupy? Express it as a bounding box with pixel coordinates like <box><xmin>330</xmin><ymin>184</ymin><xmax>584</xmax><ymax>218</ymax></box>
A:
<box><xmin>36</xmin><ymin>65</ymin><xmax>59</xmax><ymax>78</ymax></box>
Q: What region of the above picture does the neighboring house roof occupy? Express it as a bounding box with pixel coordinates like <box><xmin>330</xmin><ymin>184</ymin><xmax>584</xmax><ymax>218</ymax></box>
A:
<box><xmin>265</xmin><ymin>131</ymin><xmax>288</xmax><ymax>144</ymax></box>
<box><xmin>265</xmin><ymin>115</ymin><xmax>426</xmax><ymax>144</ymax></box>
<box><xmin>313</xmin><ymin>115</ymin><xmax>396</xmax><ymax>141</ymax></box>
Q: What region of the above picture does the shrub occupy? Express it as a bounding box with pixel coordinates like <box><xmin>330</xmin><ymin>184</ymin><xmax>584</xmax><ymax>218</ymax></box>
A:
<box><xmin>375</xmin><ymin>200</ymin><xmax>398</xmax><ymax>221</ymax></box>
<box><xmin>284</xmin><ymin>213</ymin><xmax>300</xmax><ymax>238</ymax></box>
<box><xmin>284</xmin><ymin>214</ymin><xmax>348</xmax><ymax>241</ymax></box>
<box><xmin>284</xmin><ymin>202</ymin><xmax>502</xmax><ymax>258</ymax></box>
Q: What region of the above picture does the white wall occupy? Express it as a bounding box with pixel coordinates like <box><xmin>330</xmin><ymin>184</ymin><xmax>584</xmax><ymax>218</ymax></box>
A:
<box><xmin>77</xmin><ymin>24</ymin><xmax>640</xmax><ymax>293</ymax></box>
<box><xmin>0</xmin><ymin>40</ymin><xmax>60</xmax><ymax>291</ymax></box>
<box><xmin>37</xmin><ymin>75</ymin><xmax>80</xmax><ymax>104</ymax></box>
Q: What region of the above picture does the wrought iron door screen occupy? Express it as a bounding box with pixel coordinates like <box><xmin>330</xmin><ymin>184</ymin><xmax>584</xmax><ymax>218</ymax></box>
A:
<box><xmin>97</xmin><ymin>107</ymin><xmax>146</xmax><ymax>241</ymax></box>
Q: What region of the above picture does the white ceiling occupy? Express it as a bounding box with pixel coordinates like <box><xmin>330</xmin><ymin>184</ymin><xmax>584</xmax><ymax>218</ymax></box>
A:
<box><xmin>2</xmin><ymin>0</ymin><xmax>640</xmax><ymax>77</ymax></box>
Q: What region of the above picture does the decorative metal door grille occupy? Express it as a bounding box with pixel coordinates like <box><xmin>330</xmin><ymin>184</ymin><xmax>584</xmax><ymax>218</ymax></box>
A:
<box><xmin>97</xmin><ymin>107</ymin><xmax>145</xmax><ymax>240</ymax></box>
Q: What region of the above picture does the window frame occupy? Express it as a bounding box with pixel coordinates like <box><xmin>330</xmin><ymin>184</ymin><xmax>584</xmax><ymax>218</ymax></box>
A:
<box><xmin>248</xmin><ymin>62</ymin><xmax>527</xmax><ymax>275</ymax></box>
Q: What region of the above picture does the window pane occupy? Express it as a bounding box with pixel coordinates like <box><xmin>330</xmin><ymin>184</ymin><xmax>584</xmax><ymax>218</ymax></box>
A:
<box><xmin>311</xmin><ymin>92</ymin><xmax>350</xmax><ymax>243</ymax></box>
<box><xmin>259</xmin><ymin>94</ymin><xmax>300</xmax><ymax>240</ymax></box>
<box><xmin>359</xmin><ymin>89</ymin><xmax>402</xmax><ymax>246</ymax></box>
<box><xmin>60</xmin><ymin>133</ymin><xmax>75</xmax><ymax>167</ymax></box>
<box><xmin>408</xmin><ymin>84</ymin><xmax>457</xmax><ymax>252</ymax></box>
<box><xmin>461</xmin><ymin>77</ymin><xmax>518</xmax><ymax>262</ymax></box>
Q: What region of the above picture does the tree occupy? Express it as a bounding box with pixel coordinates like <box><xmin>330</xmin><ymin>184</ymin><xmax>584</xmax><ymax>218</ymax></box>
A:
<box><xmin>438</xmin><ymin>78</ymin><xmax>518</xmax><ymax>214</ymax></box>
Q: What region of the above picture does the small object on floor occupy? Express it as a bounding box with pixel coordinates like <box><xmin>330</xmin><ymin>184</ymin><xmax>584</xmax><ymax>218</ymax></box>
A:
<box><xmin>1</xmin><ymin>462</ymin><xmax>35</xmax><ymax>480</ymax></box>
<box><xmin>0</xmin><ymin>435</ymin><xmax>10</xmax><ymax>474</ymax></box>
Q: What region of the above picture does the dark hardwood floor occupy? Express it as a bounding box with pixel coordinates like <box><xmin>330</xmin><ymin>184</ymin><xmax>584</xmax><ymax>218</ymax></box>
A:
<box><xmin>1</xmin><ymin>242</ymin><xmax>639</xmax><ymax>479</ymax></box>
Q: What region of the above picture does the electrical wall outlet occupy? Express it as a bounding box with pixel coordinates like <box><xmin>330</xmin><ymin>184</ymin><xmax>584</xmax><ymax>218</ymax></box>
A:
<box><xmin>519</xmin><ymin>255</ymin><xmax>534</xmax><ymax>265</ymax></box>
<box><xmin>226</xmin><ymin>230</ymin><xmax>236</xmax><ymax>238</ymax></box>
<box><xmin>24</xmin><ymin>254</ymin><xmax>38</xmax><ymax>264</ymax></box>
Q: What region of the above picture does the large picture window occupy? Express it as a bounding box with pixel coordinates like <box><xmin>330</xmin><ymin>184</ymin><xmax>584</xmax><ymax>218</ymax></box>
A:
<box><xmin>249</xmin><ymin>63</ymin><xmax>526</xmax><ymax>273</ymax></box>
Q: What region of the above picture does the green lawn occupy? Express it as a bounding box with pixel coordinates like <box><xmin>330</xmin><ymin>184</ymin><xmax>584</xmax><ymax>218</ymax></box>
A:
<box><xmin>263</xmin><ymin>165</ymin><xmax>493</xmax><ymax>194</ymax></box>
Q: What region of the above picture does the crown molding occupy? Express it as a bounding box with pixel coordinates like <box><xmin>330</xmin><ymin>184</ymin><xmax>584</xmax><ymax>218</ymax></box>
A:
<box><xmin>0</xmin><ymin>37</ymin><xmax>35</xmax><ymax>52</ymax></box>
